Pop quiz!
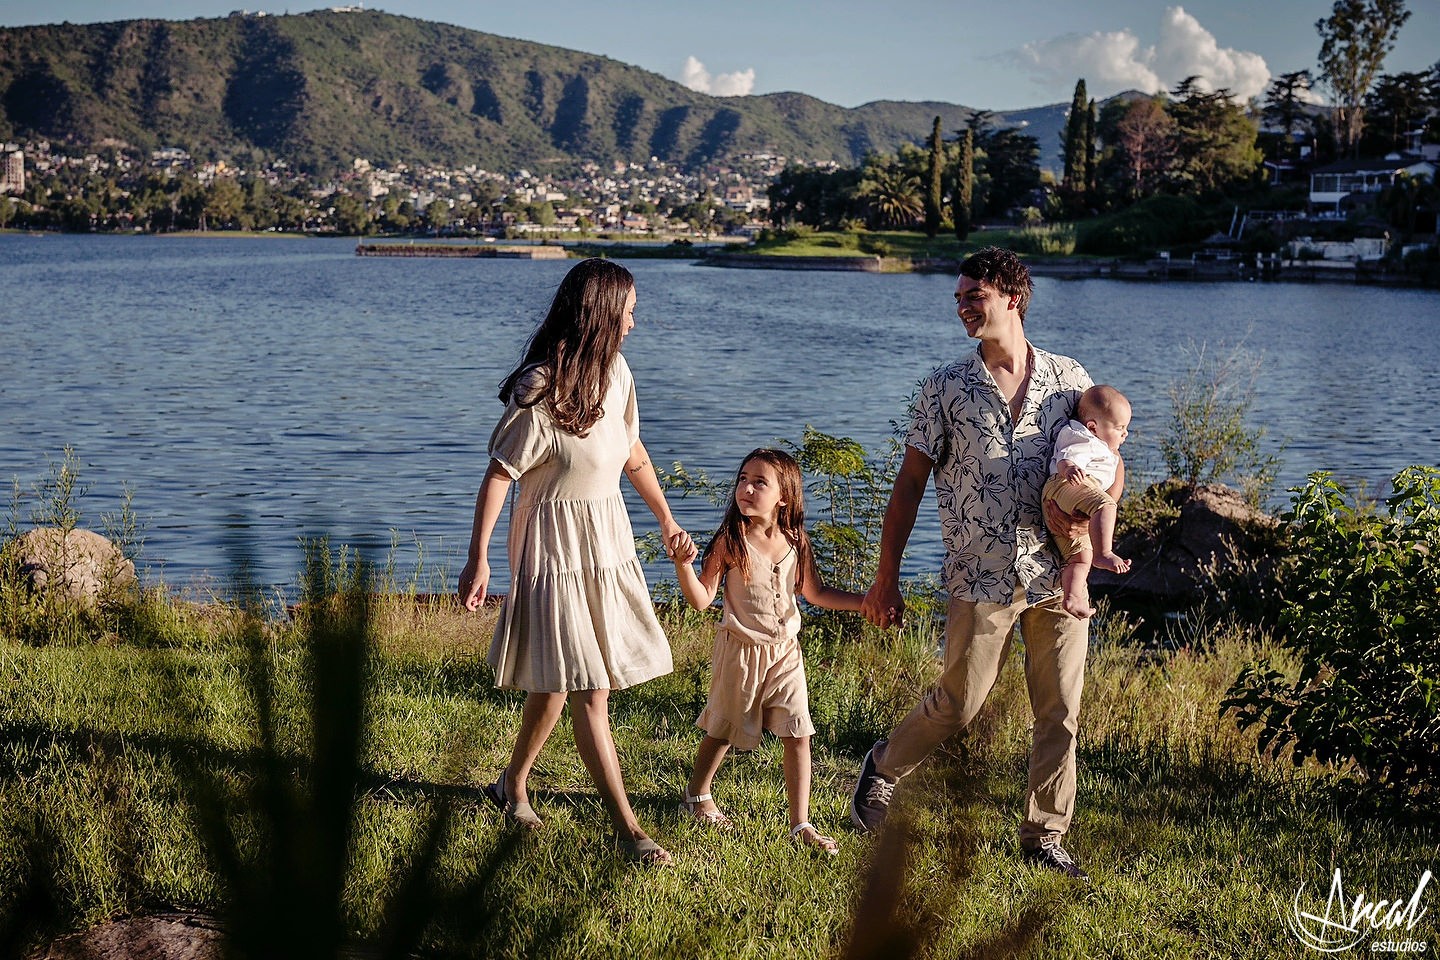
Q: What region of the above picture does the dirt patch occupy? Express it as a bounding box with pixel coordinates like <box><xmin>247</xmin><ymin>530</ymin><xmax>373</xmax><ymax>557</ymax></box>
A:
<box><xmin>31</xmin><ymin>911</ymin><xmax>225</xmax><ymax>960</ymax></box>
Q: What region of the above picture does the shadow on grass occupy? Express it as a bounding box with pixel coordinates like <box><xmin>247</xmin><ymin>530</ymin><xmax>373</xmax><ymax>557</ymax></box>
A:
<box><xmin>163</xmin><ymin>541</ymin><xmax>537</xmax><ymax>959</ymax></box>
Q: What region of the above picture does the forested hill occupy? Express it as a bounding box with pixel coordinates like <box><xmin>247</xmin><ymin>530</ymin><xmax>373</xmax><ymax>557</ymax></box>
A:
<box><xmin>0</xmin><ymin>9</ymin><xmax>1067</xmax><ymax>174</ymax></box>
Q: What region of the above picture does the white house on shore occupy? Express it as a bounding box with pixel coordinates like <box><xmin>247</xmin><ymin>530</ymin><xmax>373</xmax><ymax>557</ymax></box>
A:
<box><xmin>1308</xmin><ymin>150</ymin><xmax>1437</xmax><ymax>218</ymax></box>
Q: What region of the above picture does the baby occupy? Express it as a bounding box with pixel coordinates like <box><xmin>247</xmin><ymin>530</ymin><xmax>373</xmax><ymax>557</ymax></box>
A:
<box><xmin>1043</xmin><ymin>384</ymin><xmax>1132</xmax><ymax>619</ymax></box>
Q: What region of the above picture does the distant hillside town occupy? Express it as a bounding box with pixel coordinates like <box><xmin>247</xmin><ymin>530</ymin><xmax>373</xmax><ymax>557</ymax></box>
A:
<box><xmin>0</xmin><ymin>138</ymin><xmax>791</xmax><ymax>236</ymax></box>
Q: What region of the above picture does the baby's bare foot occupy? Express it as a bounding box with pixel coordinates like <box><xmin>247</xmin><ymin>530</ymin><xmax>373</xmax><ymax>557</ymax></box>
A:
<box><xmin>1095</xmin><ymin>552</ymin><xmax>1130</xmax><ymax>574</ymax></box>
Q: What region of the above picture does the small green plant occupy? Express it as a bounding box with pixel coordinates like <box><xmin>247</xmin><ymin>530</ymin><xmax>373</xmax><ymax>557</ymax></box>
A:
<box><xmin>857</xmin><ymin>235</ymin><xmax>890</xmax><ymax>257</ymax></box>
<box><xmin>1009</xmin><ymin>223</ymin><xmax>1076</xmax><ymax>256</ymax></box>
<box><xmin>1160</xmin><ymin>341</ymin><xmax>1281</xmax><ymax>505</ymax></box>
<box><xmin>1222</xmin><ymin>466</ymin><xmax>1440</xmax><ymax>802</ymax></box>
<box><xmin>3</xmin><ymin>449</ymin><xmax>98</xmax><ymax>645</ymax></box>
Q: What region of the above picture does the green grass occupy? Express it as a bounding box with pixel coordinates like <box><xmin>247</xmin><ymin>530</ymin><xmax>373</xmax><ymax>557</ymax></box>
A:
<box><xmin>737</xmin><ymin>228</ymin><xmax>1100</xmax><ymax>265</ymax></box>
<box><xmin>2</xmin><ymin>588</ymin><xmax>1437</xmax><ymax>959</ymax></box>
<box><xmin>740</xmin><ymin>229</ymin><xmax>1003</xmax><ymax>260</ymax></box>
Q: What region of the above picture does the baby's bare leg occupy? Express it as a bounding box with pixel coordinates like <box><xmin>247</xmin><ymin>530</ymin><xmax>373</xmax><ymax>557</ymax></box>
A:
<box><xmin>1090</xmin><ymin>503</ymin><xmax>1130</xmax><ymax>573</ymax></box>
<box><xmin>1061</xmin><ymin>552</ymin><xmax>1095</xmax><ymax>619</ymax></box>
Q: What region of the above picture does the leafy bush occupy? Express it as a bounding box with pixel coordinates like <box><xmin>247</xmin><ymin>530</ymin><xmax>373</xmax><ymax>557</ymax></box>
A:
<box><xmin>1075</xmin><ymin>195</ymin><xmax>1216</xmax><ymax>256</ymax></box>
<box><xmin>659</xmin><ymin>427</ymin><xmax>902</xmax><ymax>595</ymax></box>
<box><xmin>857</xmin><ymin>235</ymin><xmax>890</xmax><ymax>257</ymax></box>
<box><xmin>1009</xmin><ymin>223</ymin><xmax>1076</xmax><ymax>256</ymax></box>
<box><xmin>1223</xmin><ymin>467</ymin><xmax>1440</xmax><ymax>801</ymax></box>
<box><xmin>1161</xmin><ymin>341</ymin><xmax>1280</xmax><ymax>506</ymax></box>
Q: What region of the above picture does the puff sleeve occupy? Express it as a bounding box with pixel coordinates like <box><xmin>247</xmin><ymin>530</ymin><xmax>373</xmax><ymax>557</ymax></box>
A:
<box><xmin>488</xmin><ymin>368</ymin><xmax>554</xmax><ymax>480</ymax></box>
<box><xmin>616</xmin><ymin>354</ymin><xmax>640</xmax><ymax>447</ymax></box>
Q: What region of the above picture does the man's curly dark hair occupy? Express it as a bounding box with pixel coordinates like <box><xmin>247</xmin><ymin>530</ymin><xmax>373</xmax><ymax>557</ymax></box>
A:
<box><xmin>959</xmin><ymin>246</ymin><xmax>1033</xmax><ymax>321</ymax></box>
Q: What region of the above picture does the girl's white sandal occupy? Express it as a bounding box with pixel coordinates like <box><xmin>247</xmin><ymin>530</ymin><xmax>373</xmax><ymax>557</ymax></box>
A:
<box><xmin>679</xmin><ymin>792</ymin><xmax>736</xmax><ymax>830</ymax></box>
<box><xmin>791</xmin><ymin>821</ymin><xmax>839</xmax><ymax>856</ymax></box>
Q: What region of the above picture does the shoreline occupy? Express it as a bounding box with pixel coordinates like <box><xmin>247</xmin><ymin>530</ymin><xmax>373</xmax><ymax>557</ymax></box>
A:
<box><xmin>700</xmin><ymin>251</ymin><xmax>1434</xmax><ymax>286</ymax></box>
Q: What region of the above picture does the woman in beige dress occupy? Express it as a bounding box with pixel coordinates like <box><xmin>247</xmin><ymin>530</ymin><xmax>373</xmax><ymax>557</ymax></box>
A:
<box><xmin>459</xmin><ymin>258</ymin><xmax>691</xmax><ymax>867</ymax></box>
<box><xmin>669</xmin><ymin>448</ymin><xmax>863</xmax><ymax>855</ymax></box>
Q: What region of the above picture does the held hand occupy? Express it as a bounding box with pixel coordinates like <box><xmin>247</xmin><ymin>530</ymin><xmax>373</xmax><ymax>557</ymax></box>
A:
<box><xmin>670</xmin><ymin>531</ymin><xmax>699</xmax><ymax>565</ymax></box>
<box><xmin>662</xmin><ymin>524</ymin><xmax>693</xmax><ymax>561</ymax></box>
<box><xmin>458</xmin><ymin>558</ymin><xmax>490</xmax><ymax>612</ymax></box>
<box><xmin>861</xmin><ymin>581</ymin><xmax>905</xmax><ymax>629</ymax></box>
<box><xmin>1043</xmin><ymin>499</ymin><xmax>1087</xmax><ymax>541</ymax></box>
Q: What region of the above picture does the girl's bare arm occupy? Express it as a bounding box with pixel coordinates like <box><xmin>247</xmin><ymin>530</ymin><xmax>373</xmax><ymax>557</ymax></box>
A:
<box><xmin>799</xmin><ymin>550</ymin><xmax>864</xmax><ymax>612</ymax></box>
<box><xmin>674</xmin><ymin>549</ymin><xmax>723</xmax><ymax>611</ymax></box>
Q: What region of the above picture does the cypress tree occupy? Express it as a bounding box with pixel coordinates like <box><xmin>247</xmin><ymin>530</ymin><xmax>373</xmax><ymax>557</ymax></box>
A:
<box><xmin>925</xmin><ymin>116</ymin><xmax>943</xmax><ymax>237</ymax></box>
<box><xmin>953</xmin><ymin>127</ymin><xmax>973</xmax><ymax>242</ymax></box>
<box><xmin>1062</xmin><ymin>78</ymin><xmax>1089</xmax><ymax>192</ymax></box>
<box><xmin>1085</xmin><ymin>98</ymin><xmax>1099</xmax><ymax>196</ymax></box>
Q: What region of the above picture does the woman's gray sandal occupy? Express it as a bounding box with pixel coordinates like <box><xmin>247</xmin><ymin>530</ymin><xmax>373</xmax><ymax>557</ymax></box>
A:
<box><xmin>484</xmin><ymin>768</ymin><xmax>542</xmax><ymax>830</ymax></box>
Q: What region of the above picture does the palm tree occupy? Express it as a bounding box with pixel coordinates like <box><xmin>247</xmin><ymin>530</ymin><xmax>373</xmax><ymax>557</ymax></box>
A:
<box><xmin>859</xmin><ymin>165</ymin><xmax>924</xmax><ymax>229</ymax></box>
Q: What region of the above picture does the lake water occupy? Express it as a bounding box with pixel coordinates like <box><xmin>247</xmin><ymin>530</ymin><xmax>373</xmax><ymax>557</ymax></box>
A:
<box><xmin>2</xmin><ymin>234</ymin><xmax>1437</xmax><ymax>593</ymax></box>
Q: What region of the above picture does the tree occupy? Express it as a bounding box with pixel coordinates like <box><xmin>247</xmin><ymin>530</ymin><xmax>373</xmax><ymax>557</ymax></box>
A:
<box><xmin>523</xmin><ymin>200</ymin><xmax>556</xmax><ymax>227</ymax></box>
<box><xmin>1104</xmin><ymin>96</ymin><xmax>1177</xmax><ymax>200</ymax></box>
<box><xmin>1364</xmin><ymin>69</ymin><xmax>1436</xmax><ymax>153</ymax></box>
<box><xmin>858</xmin><ymin>160</ymin><xmax>923</xmax><ymax>229</ymax></box>
<box><xmin>977</xmin><ymin>126</ymin><xmax>1042</xmax><ymax>217</ymax></box>
<box><xmin>1085</xmin><ymin>99</ymin><xmax>1099</xmax><ymax>196</ymax></box>
<box><xmin>205</xmin><ymin>178</ymin><xmax>246</xmax><ymax>230</ymax></box>
<box><xmin>425</xmin><ymin>198</ymin><xmax>450</xmax><ymax>234</ymax></box>
<box><xmin>953</xmin><ymin>128</ymin><xmax>973</xmax><ymax>241</ymax></box>
<box><xmin>1316</xmin><ymin>0</ymin><xmax>1412</xmax><ymax>157</ymax></box>
<box><xmin>1062</xmin><ymin>79</ymin><xmax>1091</xmax><ymax>195</ymax></box>
<box><xmin>244</xmin><ymin>180</ymin><xmax>277</xmax><ymax>231</ymax></box>
<box><xmin>1378</xmin><ymin>170</ymin><xmax>1439</xmax><ymax>238</ymax></box>
<box><xmin>331</xmin><ymin>193</ymin><xmax>372</xmax><ymax>235</ymax></box>
<box><xmin>925</xmin><ymin>116</ymin><xmax>943</xmax><ymax>237</ymax></box>
<box><xmin>1165</xmin><ymin>78</ymin><xmax>1263</xmax><ymax>197</ymax></box>
<box><xmin>766</xmin><ymin>165</ymin><xmax>861</xmax><ymax>229</ymax></box>
<box><xmin>1224</xmin><ymin>466</ymin><xmax>1440</xmax><ymax>800</ymax></box>
<box><xmin>1262</xmin><ymin>70</ymin><xmax>1316</xmax><ymax>161</ymax></box>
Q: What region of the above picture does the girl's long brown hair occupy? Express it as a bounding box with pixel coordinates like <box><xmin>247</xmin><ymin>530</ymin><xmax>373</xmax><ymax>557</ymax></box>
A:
<box><xmin>702</xmin><ymin>448</ymin><xmax>813</xmax><ymax>588</ymax></box>
<box><xmin>499</xmin><ymin>258</ymin><xmax>634</xmax><ymax>436</ymax></box>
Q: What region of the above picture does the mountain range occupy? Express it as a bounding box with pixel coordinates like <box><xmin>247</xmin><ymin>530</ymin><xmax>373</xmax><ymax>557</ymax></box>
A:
<box><xmin>0</xmin><ymin>9</ymin><xmax>1070</xmax><ymax>175</ymax></box>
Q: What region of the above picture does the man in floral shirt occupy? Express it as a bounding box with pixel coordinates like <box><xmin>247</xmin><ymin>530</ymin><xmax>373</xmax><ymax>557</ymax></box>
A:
<box><xmin>852</xmin><ymin>246</ymin><xmax>1094</xmax><ymax>879</ymax></box>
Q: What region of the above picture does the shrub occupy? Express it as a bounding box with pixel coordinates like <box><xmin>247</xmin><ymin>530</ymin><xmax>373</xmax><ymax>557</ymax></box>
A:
<box><xmin>659</xmin><ymin>427</ymin><xmax>904</xmax><ymax>596</ymax></box>
<box><xmin>1075</xmin><ymin>195</ymin><xmax>1216</xmax><ymax>256</ymax></box>
<box><xmin>857</xmin><ymin>235</ymin><xmax>890</xmax><ymax>257</ymax></box>
<box><xmin>1222</xmin><ymin>467</ymin><xmax>1440</xmax><ymax>801</ymax></box>
<box><xmin>1160</xmin><ymin>341</ymin><xmax>1281</xmax><ymax>506</ymax></box>
<box><xmin>1009</xmin><ymin>223</ymin><xmax>1075</xmax><ymax>256</ymax></box>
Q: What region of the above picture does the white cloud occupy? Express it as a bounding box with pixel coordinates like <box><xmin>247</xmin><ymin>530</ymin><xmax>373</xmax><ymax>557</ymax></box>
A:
<box><xmin>679</xmin><ymin>55</ymin><xmax>756</xmax><ymax>97</ymax></box>
<box><xmin>1154</xmin><ymin>7</ymin><xmax>1269</xmax><ymax>99</ymax></box>
<box><xmin>1017</xmin><ymin>6</ymin><xmax>1270</xmax><ymax>102</ymax></box>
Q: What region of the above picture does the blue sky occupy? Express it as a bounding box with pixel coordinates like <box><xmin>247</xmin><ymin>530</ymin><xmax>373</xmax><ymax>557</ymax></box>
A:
<box><xmin>0</xmin><ymin>0</ymin><xmax>1435</xmax><ymax>110</ymax></box>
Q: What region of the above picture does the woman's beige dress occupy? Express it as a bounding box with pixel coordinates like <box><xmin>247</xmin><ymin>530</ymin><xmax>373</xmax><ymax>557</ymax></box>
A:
<box><xmin>696</xmin><ymin>544</ymin><xmax>815</xmax><ymax>750</ymax></box>
<box><xmin>486</xmin><ymin>354</ymin><xmax>672</xmax><ymax>692</ymax></box>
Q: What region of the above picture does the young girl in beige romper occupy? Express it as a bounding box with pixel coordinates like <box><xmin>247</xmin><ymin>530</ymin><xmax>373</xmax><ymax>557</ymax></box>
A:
<box><xmin>670</xmin><ymin>448</ymin><xmax>862</xmax><ymax>854</ymax></box>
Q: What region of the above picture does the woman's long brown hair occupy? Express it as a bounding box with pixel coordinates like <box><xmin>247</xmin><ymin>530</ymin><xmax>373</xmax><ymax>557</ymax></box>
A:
<box><xmin>499</xmin><ymin>258</ymin><xmax>634</xmax><ymax>436</ymax></box>
<box><xmin>702</xmin><ymin>448</ymin><xmax>813</xmax><ymax>588</ymax></box>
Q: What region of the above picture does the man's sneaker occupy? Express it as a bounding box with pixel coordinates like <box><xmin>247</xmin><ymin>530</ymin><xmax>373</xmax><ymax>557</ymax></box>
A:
<box><xmin>850</xmin><ymin>740</ymin><xmax>896</xmax><ymax>833</ymax></box>
<box><xmin>1022</xmin><ymin>842</ymin><xmax>1089</xmax><ymax>880</ymax></box>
